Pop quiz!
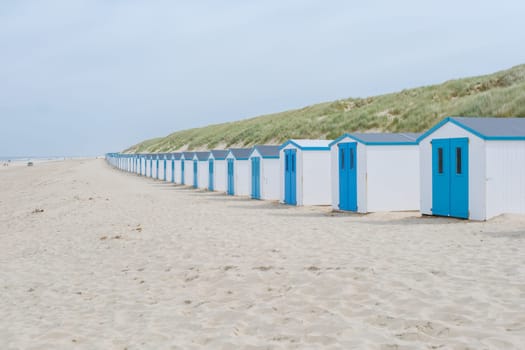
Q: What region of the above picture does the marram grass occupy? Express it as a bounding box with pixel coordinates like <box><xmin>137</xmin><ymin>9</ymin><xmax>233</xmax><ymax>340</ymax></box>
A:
<box><xmin>125</xmin><ymin>64</ymin><xmax>525</xmax><ymax>153</ymax></box>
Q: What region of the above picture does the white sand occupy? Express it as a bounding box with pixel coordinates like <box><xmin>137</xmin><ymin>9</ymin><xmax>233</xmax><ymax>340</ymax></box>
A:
<box><xmin>1</xmin><ymin>159</ymin><xmax>524</xmax><ymax>349</ymax></box>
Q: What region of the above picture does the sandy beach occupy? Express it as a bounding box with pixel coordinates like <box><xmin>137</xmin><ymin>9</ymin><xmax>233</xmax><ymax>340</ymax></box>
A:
<box><xmin>1</xmin><ymin>159</ymin><xmax>524</xmax><ymax>349</ymax></box>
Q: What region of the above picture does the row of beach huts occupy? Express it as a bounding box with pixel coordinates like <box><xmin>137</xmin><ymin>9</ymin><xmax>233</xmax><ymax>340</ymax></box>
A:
<box><xmin>106</xmin><ymin>117</ymin><xmax>525</xmax><ymax>220</ymax></box>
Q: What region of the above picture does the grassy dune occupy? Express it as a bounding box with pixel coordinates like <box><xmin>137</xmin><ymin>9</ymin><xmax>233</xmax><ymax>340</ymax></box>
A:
<box><xmin>125</xmin><ymin>64</ymin><xmax>525</xmax><ymax>153</ymax></box>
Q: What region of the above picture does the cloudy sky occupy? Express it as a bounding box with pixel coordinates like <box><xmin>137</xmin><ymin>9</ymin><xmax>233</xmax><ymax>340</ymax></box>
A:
<box><xmin>1</xmin><ymin>1</ymin><xmax>524</xmax><ymax>157</ymax></box>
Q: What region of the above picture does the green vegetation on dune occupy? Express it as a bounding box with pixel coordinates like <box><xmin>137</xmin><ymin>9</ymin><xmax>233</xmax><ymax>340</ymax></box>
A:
<box><xmin>125</xmin><ymin>64</ymin><xmax>525</xmax><ymax>153</ymax></box>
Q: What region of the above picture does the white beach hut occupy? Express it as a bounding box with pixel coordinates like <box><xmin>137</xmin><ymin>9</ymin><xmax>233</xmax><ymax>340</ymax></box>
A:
<box><xmin>155</xmin><ymin>154</ymin><xmax>163</xmax><ymax>181</ymax></box>
<box><xmin>166</xmin><ymin>153</ymin><xmax>175</xmax><ymax>183</ymax></box>
<box><xmin>225</xmin><ymin>148</ymin><xmax>252</xmax><ymax>196</ymax></box>
<box><xmin>145</xmin><ymin>154</ymin><xmax>152</xmax><ymax>178</ymax></box>
<box><xmin>139</xmin><ymin>154</ymin><xmax>147</xmax><ymax>176</ymax></box>
<box><xmin>208</xmin><ymin>150</ymin><xmax>229</xmax><ymax>192</ymax></box>
<box><xmin>419</xmin><ymin>116</ymin><xmax>525</xmax><ymax>220</ymax></box>
<box><xmin>193</xmin><ymin>152</ymin><xmax>211</xmax><ymax>190</ymax></box>
<box><xmin>248</xmin><ymin>145</ymin><xmax>280</xmax><ymax>200</ymax></box>
<box><xmin>172</xmin><ymin>153</ymin><xmax>182</xmax><ymax>184</ymax></box>
<box><xmin>181</xmin><ymin>152</ymin><xmax>195</xmax><ymax>186</ymax></box>
<box><xmin>279</xmin><ymin>139</ymin><xmax>333</xmax><ymax>206</ymax></box>
<box><xmin>329</xmin><ymin>133</ymin><xmax>421</xmax><ymax>213</ymax></box>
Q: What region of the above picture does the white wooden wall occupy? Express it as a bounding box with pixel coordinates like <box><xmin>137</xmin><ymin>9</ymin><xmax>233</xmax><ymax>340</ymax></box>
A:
<box><xmin>213</xmin><ymin>159</ymin><xmax>228</xmax><ymax>192</ymax></box>
<box><xmin>197</xmin><ymin>161</ymin><xmax>209</xmax><ymax>190</ymax></box>
<box><xmin>366</xmin><ymin>146</ymin><xmax>419</xmax><ymax>212</ymax></box>
<box><xmin>235</xmin><ymin>160</ymin><xmax>251</xmax><ymax>196</ymax></box>
<box><xmin>485</xmin><ymin>140</ymin><xmax>525</xmax><ymax>218</ymax></box>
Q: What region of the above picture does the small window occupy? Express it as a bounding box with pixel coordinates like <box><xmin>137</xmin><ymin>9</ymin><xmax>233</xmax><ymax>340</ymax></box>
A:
<box><xmin>456</xmin><ymin>147</ymin><xmax>462</xmax><ymax>174</ymax></box>
<box><xmin>340</xmin><ymin>148</ymin><xmax>345</xmax><ymax>169</ymax></box>
<box><xmin>438</xmin><ymin>148</ymin><xmax>443</xmax><ymax>174</ymax></box>
<box><xmin>350</xmin><ymin>148</ymin><xmax>354</xmax><ymax>170</ymax></box>
<box><xmin>285</xmin><ymin>154</ymin><xmax>289</xmax><ymax>171</ymax></box>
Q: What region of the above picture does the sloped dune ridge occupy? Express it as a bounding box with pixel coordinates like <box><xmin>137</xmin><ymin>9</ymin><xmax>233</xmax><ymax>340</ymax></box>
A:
<box><xmin>126</xmin><ymin>64</ymin><xmax>525</xmax><ymax>153</ymax></box>
<box><xmin>1</xmin><ymin>159</ymin><xmax>524</xmax><ymax>349</ymax></box>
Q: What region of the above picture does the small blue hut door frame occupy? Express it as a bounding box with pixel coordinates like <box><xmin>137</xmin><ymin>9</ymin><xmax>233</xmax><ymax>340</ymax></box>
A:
<box><xmin>432</xmin><ymin>137</ymin><xmax>469</xmax><ymax>219</ymax></box>
<box><xmin>171</xmin><ymin>155</ymin><xmax>175</xmax><ymax>183</ymax></box>
<box><xmin>149</xmin><ymin>156</ymin><xmax>153</xmax><ymax>178</ymax></box>
<box><xmin>208</xmin><ymin>159</ymin><xmax>214</xmax><ymax>191</ymax></box>
<box><xmin>338</xmin><ymin>142</ymin><xmax>358</xmax><ymax>211</ymax></box>
<box><xmin>156</xmin><ymin>155</ymin><xmax>160</xmax><ymax>180</ymax></box>
<box><xmin>193</xmin><ymin>160</ymin><xmax>198</xmax><ymax>188</ymax></box>
<box><xmin>284</xmin><ymin>149</ymin><xmax>296</xmax><ymax>205</ymax></box>
<box><xmin>251</xmin><ymin>157</ymin><xmax>261</xmax><ymax>199</ymax></box>
<box><xmin>181</xmin><ymin>159</ymin><xmax>185</xmax><ymax>185</ymax></box>
<box><xmin>163</xmin><ymin>155</ymin><xmax>167</xmax><ymax>181</ymax></box>
<box><xmin>227</xmin><ymin>158</ymin><xmax>235</xmax><ymax>195</ymax></box>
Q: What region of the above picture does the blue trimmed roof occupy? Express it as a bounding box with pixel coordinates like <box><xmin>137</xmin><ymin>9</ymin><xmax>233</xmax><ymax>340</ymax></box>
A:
<box><xmin>329</xmin><ymin>133</ymin><xmax>420</xmax><ymax>146</ymax></box>
<box><xmin>227</xmin><ymin>148</ymin><xmax>252</xmax><ymax>160</ymax></box>
<box><xmin>181</xmin><ymin>151</ymin><xmax>195</xmax><ymax>159</ymax></box>
<box><xmin>209</xmin><ymin>150</ymin><xmax>228</xmax><ymax>160</ymax></box>
<box><xmin>194</xmin><ymin>151</ymin><xmax>211</xmax><ymax>161</ymax></box>
<box><xmin>417</xmin><ymin>116</ymin><xmax>525</xmax><ymax>142</ymax></box>
<box><xmin>172</xmin><ymin>152</ymin><xmax>182</xmax><ymax>160</ymax></box>
<box><xmin>280</xmin><ymin>139</ymin><xmax>332</xmax><ymax>151</ymax></box>
<box><xmin>250</xmin><ymin>145</ymin><xmax>280</xmax><ymax>158</ymax></box>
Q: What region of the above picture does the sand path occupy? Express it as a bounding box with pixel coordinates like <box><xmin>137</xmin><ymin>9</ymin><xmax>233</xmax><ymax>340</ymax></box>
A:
<box><xmin>1</xmin><ymin>159</ymin><xmax>524</xmax><ymax>349</ymax></box>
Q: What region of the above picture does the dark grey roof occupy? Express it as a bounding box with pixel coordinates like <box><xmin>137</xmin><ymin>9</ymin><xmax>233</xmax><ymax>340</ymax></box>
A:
<box><xmin>210</xmin><ymin>150</ymin><xmax>228</xmax><ymax>159</ymax></box>
<box><xmin>351</xmin><ymin>133</ymin><xmax>421</xmax><ymax>143</ymax></box>
<box><xmin>228</xmin><ymin>148</ymin><xmax>253</xmax><ymax>160</ymax></box>
<box><xmin>172</xmin><ymin>152</ymin><xmax>182</xmax><ymax>160</ymax></box>
<box><xmin>182</xmin><ymin>151</ymin><xmax>195</xmax><ymax>159</ymax></box>
<box><xmin>253</xmin><ymin>145</ymin><xmax>280</xmax><ymax>158</ymax></box>
<box><xmin>451</xmin><ymin>117</ymin><xmax>525</xmax><ymax>137</ymax></box>
<box><xmin>194</xmin><ymin>151</ymin><xmax>211</xmax><ymax>161</ymax></box>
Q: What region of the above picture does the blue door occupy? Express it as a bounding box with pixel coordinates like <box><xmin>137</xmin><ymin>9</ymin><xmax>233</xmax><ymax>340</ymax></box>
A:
<box><xmin>284</xmin><ymin>149</ymin><xmax>297</xmax><ymax>205</ymax></box>
<box><xmin>227</xmin><ymin>159</ymin><xmax>234</xmax><ymax>195</ymax></box>
<box><xmin>193</xmin><ymin>160</ymin><xmax>198</xmax><ymax>188</ymax></box>
<box><xmin>251</xmin><ymin>157</ymin><xmax>261</xmax><ymax>199</ymax></box>
<box><xmin>209</xmin><ymin>159</ymin><xmax>214</xmax><ymax>191</ymax></box>
<box><xmin>338</xmin><ymin>142</ymin><xmax>357</xmax><ymax>211</ymax></box>
<box><xmin>149</xmin><ymin>157</ymin><xmax>153</xmax><ymax>177</ymax></box>
<box><xmin>181</xmin><ymin>160</ymin><xmax>185</xmax><ymax>184</ymax></box>
<box><xmin>156</xmin><ymin>157</ymin><xmax>160</xmax><ymax>179</ymax></box>
<box><xmin>171</xmin><ymin>158</ymin><xmax>175</xmax><ymax>182</ymax></box>
<box><xmin>163</xmin><ymin>158</ymin><xmax>167</xmax><ymax>181</ymax></box>
<box><xmin>432</xmin><ymin>138</ymin><xmax>469</xmax><ymax>219</ymax></box>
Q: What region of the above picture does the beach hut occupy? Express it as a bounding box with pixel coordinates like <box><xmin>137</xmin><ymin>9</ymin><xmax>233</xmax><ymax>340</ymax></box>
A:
<box><xmin>208</xmin><ymin>150</ymin><xmax>228</xmax><ymax>192</ymax></box>
<box><xmin>248</xmin><ymin>145</ymin><xmax>280</xmax><ymax>200</ymax></box>
<box><xmin>181</xmin><ymin>152</ymin><xmax>195</xmax><ymax>186</ymax></box>
<box><xmin>145</xmin><ymin>154</ymin><xmax>152</xmax><ymax>177</ymax></box>
<box><xmin>225</xmin><ymin>148</ymin><xmax>252</xmax><ymax>196</ymax></box>
<box><xmin>418</xmin><ymin>116</ymin><xmax>525</xmax><ymax>220</ymax></box>
<box><xmin>156</xmin><ymin>154</ymin><xmax>163</xmax><ymax>180</ymax></box>
<box><xmin>165</xmin><ymin>153</ymin><xmax>174</xmax><ymax>183</ymax></box>
<box><xmin>139</xmin><ymin>154</ymin><xmax>147</xmax><ymax>176</ymax></box>
<box><xmin>279</xmin><ymin>139</ymin><xmax>333</xmax><ymax>206</ymax></box>
<box><xmin>329</xmin><ymin>133</ymin><xmax>421</xmax><ymax>213</ymax></box>
<box><xmin>172</xmin><ymin>153</ymin><xmax>182</xmax><ymax>183</ymax></box>
<box><xmin>192</xmin><ymin>152</ymin><xmax>211</xmax><ymax>190</ymax></box>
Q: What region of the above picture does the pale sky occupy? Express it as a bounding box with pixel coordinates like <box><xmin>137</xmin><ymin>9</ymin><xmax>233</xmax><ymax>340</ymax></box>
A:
<box><xmin>1</xmin><ymin>1</ymin><xmax>524</xmax><ymax>157</ymax></box>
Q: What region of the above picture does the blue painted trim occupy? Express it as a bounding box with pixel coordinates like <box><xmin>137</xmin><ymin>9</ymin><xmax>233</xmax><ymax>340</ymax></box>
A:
<box><xmin>328</xmin><ymin>134</ymin><xmax>352</xmax><ymax>147</ymax></box>
<box><xmin>485</xmin><ymin>136</ymin><xmax>525</xmax><ymax>140</ymax></box>
<box><xmin>417</xmin><ymin>117</ymin><xmax>525</xmax><ymax>143</ymax></box>
<box><xmin>279</xmin><ymin>140</ymin><xmax>331</xmax><ymax>151</ymax></box>
<box><xmin>329</xmin><ymin>133</ymin><xmax>418</xmax><ymax>147</ymax></box>
<box><xmin>261</xmin><ymin>156</ymin><xmax>280</xmax><ymax>159</ymax></box>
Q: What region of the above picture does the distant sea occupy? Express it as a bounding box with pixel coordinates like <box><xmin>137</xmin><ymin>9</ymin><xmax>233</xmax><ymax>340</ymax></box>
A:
<box><xmin>0</xmin><ymin>156</ymin><xmax>97</xmax><ymax>162</ymax></box>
